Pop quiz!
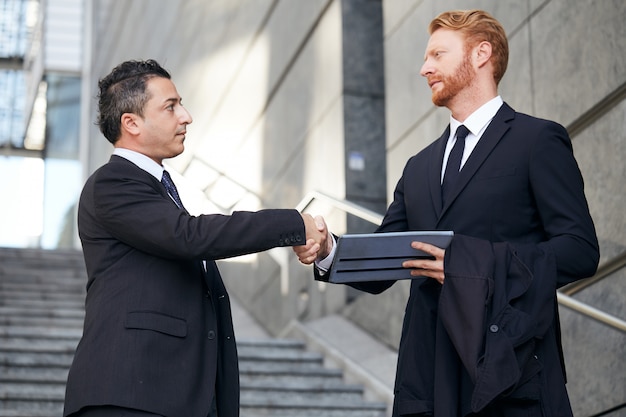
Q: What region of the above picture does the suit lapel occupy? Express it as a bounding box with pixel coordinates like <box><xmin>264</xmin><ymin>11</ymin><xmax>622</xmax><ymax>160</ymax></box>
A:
<box><xmin>439</xmin><ymin>103</ymin><xmax>515</xmax><ymax>215</ymax></box>
<box><xmin>430</xmin><ymin>126</ymin><xmax>451</xmax><ymax>215</ymax></box>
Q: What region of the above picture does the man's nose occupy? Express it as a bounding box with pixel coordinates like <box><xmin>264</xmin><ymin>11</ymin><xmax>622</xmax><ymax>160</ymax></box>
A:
<box><xmin>419</xmin><ymin>60</ymin><xmax>432</xmax><ymax>77</ymax></box>
<box><xmin>181</xmin><ymin>107</ymin><xmax>193</xmax><ymax>124</ymax></box>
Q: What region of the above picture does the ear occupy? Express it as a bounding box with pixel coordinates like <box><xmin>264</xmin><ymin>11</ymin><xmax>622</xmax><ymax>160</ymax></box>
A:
<box><xmin>474</xmin><ymin>41</ymin><xmax>492</xmax><ymax>68</ymax></box>
<box><xmin>120</xmin><ymin>113</ymin><xmax>141</xmax><ymax>136</ymax></box>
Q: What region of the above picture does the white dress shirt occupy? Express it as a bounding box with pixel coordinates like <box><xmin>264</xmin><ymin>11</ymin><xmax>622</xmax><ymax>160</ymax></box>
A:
<box><xmin>113</xmin><ymin>148</ymin><xmax>164</xmax><ymax>180</ymax></box>
<box><xmin>441</xmin><ymin>96</ymin><xmax>503</xmax><ymax>183</ymax></box>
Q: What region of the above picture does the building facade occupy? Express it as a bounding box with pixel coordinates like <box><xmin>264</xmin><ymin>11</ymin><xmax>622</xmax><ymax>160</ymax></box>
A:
<box><xmin>7</xmin><ymin>0</ymin><xmax>623</xmax><ymax>415</ymax></box>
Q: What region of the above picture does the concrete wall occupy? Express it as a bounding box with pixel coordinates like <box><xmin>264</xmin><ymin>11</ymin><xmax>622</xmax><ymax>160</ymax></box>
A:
<box><xmin>82</xmin><ymin>0</ymin><xmax>625</xmax><ymax>415</ymax></box>
<box><xmin>346</xmin><ymin>1</ymin><xmax>625</xmax><ymax>416</ymax></box>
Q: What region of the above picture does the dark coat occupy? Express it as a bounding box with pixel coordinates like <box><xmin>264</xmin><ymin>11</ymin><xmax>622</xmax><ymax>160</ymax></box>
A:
<box><xmin>64</xmin><ymin>155</ymin><xmax>305</xmax><ymax>417</ymax></box>
<box><xmin>318</xmin><ymin>103</ymin><xmax>599</xmax><ymax>416</ymax></box>
<box><xmin>437</xmin><ymin>235</ymin><xmax>567</xmax><ymax>416</ymax></box>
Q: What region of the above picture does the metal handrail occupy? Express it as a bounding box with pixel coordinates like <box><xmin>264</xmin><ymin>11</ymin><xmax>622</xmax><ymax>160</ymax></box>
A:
<box><xmin>298</xmin><ymin>191</ymin><xmax>626</xmax><ymax>333</ymax></box>
<box><xmin>557</xmin><ymin>293</ymin><xmax>626</xmax><ymax>332</ymax></box>
<box><xmin>296</xmin><ymin>190</ymin><xmax>384</xmax><ymax>225</ymax></box>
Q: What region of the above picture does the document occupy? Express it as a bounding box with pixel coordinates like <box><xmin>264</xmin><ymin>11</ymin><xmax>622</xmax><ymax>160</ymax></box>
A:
<box><xmin>328</xmin><ymin>231</ymin><xmax>453</xmax><ymax>283</ymax></box>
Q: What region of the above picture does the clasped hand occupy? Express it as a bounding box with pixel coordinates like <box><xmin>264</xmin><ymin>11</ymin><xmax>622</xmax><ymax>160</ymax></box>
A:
<box><xmin>297</xmin><ymin>214</ymin><xmax>332</xmax><ymax>265</ymax></box>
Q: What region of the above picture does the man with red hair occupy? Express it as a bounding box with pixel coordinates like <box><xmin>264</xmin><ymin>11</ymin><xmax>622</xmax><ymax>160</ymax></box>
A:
<box><xmin>296</xmin><ymin>10</ymin><xmax>598</xmax><ymax>417</ymax></box>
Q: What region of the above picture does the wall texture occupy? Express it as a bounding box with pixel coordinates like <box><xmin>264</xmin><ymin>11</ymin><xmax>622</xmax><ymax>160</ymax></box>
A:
<box><xmin>82</xmin><ymin>1</ymin><xmax>625</xmax><ymax>415</ymax></box>
<box><xmin>356</xmin><ymin>2</ymin><xmax>625</xmax><ymax>416</ymax></box>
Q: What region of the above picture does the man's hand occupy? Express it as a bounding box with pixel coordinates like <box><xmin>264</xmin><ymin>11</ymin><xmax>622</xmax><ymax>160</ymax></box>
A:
<box><xmin>295</xmin><ymin>214</ymin><xmax>332</xmax><ymax>265</ymax></box>
<box><xmin>402</xmin><ymin>241</ymin><xmax>446</xmax><ymax>284</ymax></box>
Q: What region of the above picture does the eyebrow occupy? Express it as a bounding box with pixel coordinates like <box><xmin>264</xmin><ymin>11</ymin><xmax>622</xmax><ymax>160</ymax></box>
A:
<box><xmin>424</xmin><ymin>45</ymin><xmax>446</xmax><ymax>60</ymax></box>
<box><xmin>164</xmin><ymin>97</ymin><xmax>182</xmax><ymax>105</ymax></box>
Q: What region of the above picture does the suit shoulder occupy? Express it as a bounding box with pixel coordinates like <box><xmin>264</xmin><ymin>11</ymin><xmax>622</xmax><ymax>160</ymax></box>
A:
<box><xmin>507</xmin><ymin>112</ymin><xmax>573</xmax><ymax>154</ymax></box>
<box><xmin>501</xmin><ymin>102</ymin><xmax>566</xmax><ymax>130</ymax></box>
<box><xmin>82</xmin><ymin>158</ymin><xmax>161</xmax><ymax>205</ymax></box>
<box><xmin>92</xmin><ymin>157</ymin><xmax>156</xmax><ymax>183</ymax></box>
<box><xmin>506</xmin><ymin>109</ymin><xmax>566</xmax><ymax>133</ymax></box>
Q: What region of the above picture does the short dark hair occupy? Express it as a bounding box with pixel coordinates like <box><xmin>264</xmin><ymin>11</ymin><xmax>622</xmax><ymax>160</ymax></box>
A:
<box><xmin>96</xmin><ymin>59</ymin><xmax>171</xmax><ymax>144</ymax></box>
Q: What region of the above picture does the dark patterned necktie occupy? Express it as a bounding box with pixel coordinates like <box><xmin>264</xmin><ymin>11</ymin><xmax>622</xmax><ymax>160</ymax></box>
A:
<box><xmin>442</xmin><ymin>125</ymin><xmax>470</xmax><ymax>205</ymax></box>
<box><xmin>161</xmin><ymin>170</ymin><xmax>185</xmax><ymax>209</ymax></box>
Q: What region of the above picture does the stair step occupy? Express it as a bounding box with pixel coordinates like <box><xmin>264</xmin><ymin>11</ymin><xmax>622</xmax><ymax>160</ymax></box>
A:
<box><xmin>241</xmin><ymin>381</ymin><xmax>366</xmax><ymax>402</ymax></box>
<box><xmin>240</xmin><ymin>360</ymin><xmax>342</xmax><ymax>374</ymax></box>
<box><xmin>0</xmin><ymin>267</ymin><xmax>85</xmax><ymax>283</ymax></box>
<box><xmin>238</xmin><ymin>347</ymin><xmax>324</xmax><ymax>363</ymax></box>
<box><xmin>0</xmin><ymin>383</ymin><xmax>65</xmax><ymax>400</ymax></box>
<box><xmin>0</xmin><ymin>315</ymin><xmax>84</xmax><ymax>328</ymax></box>
<box><xmin>0</xmin><ymin>289</ymin><xmax>85</xmax><ymax>302</ymax></box>
<box><xmin>238</xmin><ymin>338</ymin><xmax>306</xmax><ymax>349</ymax></box>
<box><xmin>0</xmin><ymin>338</ymin><xmax>79</xmax><ymax>353</ymax></box>
<box><xmin>0</xmin><ymin>403</ymin><xmax>64</xmax><ymax>417</ymax></box>
<box><xmin>0</xmin><ymin>298</ymin><xmax>85</xmax><ymax>310</ymax></box>
<box><xmin>0</xmin><ymin>248</ymin><xmax>389</xmax><ymax>417</ymax></box>
<box><xmin>0</xmin><ymin>306</ymin><xmax>84</xmax><ymax>319</ymax></box>
<box><xmin>239</xmin><ymin>372</ymin><xmax>343</xmax><ymax>386</ymax></box>
<box><xmin>0</xmin><ymin>367</ymin><xmax>69</xmax><ymax>384</ymax></box>
<box><xmin>241</xmin><ymin>409</ymin><xmax>385</xmax><ymax>417</ymax></box>
<box><xmin>0</xmin><ymin>247</ymin><xmax>83</xmax><ymax>264</ymax></box>
<box><xmin>0</xmin><ymin>280</ymin><xmax>84</xmax><ymax>290</ymax></box>
<box><xmin>0</xmin><ymin>351</ymin><xmax>75</xmax><ymax>368</ymax></box>
<box><xmin>240</xmin><ymin>397</ymin><xmax>387</xmax><ymax>417</ymax></box>
<box><xmin>0</xmin><ymin>325</ymin><xmax>82</xmax><ymax>340</ymax></box>
<box><xmin>241</xmin><ymin>379</ymin><xmax>363</xmax><ymax>392</ymax></box>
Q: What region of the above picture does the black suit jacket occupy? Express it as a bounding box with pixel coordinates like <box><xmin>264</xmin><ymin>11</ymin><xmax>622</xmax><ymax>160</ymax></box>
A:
<box><xmin>64</xmin><ymin>155</ymin><xmax>306</xmax><ymax>417</ymax></box>
<box><xmin>319</xmin><ymin>103</ymin><xmax>599</xmax><ymax>416</ymax></box>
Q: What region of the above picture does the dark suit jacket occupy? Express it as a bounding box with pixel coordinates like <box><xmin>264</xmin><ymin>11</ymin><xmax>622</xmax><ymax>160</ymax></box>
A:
<box><xmin>318</xmin><ymin>103</ymin><xmax>599</xmax><ymax>416</ymax></box>
<box><xmin>64</xmin><ymin>155</ymin><xmax>306</xmax><ymax>417</ymax></box>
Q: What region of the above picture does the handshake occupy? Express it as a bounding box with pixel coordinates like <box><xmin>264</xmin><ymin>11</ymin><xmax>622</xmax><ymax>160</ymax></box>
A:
<box><xmin>297</xmin><ymin>214</ymin><xmax>334</xmax><ymax>265</ymax></box>
<box><xmin>297</xmin><ymin>214</ymin><xmax>448</xmax><ymax>284</ymax></box>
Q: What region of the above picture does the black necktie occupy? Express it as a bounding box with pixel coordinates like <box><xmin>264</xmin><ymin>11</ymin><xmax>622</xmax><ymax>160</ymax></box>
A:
<box><xmin>442</xmin><ymin>125</ymin><xmax>470</xmax><ymax>205</ymax></box>
<box><xmin>161</xmin><ymin>170</ymin><xmax>185</xmax><ymax>209</ymax></box>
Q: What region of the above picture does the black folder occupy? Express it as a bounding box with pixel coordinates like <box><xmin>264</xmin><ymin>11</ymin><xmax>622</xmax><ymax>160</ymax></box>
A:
<box><xmin>328</xmin><ymin>231</ymin><xmax>454</xmax><ymax>283</ymax></box>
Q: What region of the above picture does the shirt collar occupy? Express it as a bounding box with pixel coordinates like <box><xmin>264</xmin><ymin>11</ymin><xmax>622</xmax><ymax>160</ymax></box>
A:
<box><xmin>113</xmin><ymin>148</ymin><xmax>164</xmax><ymax>181</ymax></box>
<box><xmin>450</xmin><ymin>96</ymin><xmax>504</xmax><ymax>137</ymax></box>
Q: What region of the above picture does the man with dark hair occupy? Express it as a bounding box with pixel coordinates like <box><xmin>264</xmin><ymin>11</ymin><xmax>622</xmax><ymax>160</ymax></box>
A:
<box><xmin>64</xmin><ymin>59</ymin><xmax>324</xmax><ymax>417</ymax></box>
<box><xmin>295</xmin><ymin>10</ymin><xmax>599</xmax><ymax>417</ymax></box>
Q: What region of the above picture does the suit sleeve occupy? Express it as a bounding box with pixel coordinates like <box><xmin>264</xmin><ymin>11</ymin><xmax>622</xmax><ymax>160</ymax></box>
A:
<box><xmin>88</xmin><ymin>165</ymin><xmax>305</xmax><ymax>261</ymax></box>
<box><xmin>315</xmin><ymin>158</ymin><xmax>417</xmax><ymax>294</ymax></box>
<box><xmin>528</xmin><ymin>121</ymin><xmax>599</xmax><ymax>285</ymax></box>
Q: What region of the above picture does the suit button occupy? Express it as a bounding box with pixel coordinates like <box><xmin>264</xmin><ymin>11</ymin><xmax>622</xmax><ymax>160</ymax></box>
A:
<box><xmin>489</xmin><ymin>324</ymin><xmax>499</xmax><ymax>333</ymax></box>
<box><xmin>207</xmin><ymin>330</ymin><xmax>216</xmax><ymax>339</ymax></box>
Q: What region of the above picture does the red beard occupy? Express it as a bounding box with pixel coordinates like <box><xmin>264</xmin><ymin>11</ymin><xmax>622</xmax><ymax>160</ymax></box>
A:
<box><xmin>430</xmin><ymin>53</ymin><xmax>475</xmax><ymax>107</ymax></box>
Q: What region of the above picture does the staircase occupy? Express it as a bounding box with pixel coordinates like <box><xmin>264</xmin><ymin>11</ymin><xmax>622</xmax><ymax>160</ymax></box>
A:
<box><xmin>0</xmin><ymin>248</ymin><xmax>387</xmax><ymax>417</ymax></box>
<box><xmin>0</xmin><ymin>248</ymin><xmax>84</xmax><ymax>417</ymax></box>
